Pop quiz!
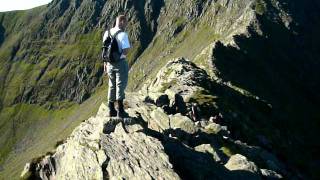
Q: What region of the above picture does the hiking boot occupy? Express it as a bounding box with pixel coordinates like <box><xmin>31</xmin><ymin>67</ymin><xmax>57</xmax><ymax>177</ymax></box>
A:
<box><xmin>117</xmin><ymin>100</ymin><xmax>129</xmax><ymax>118</ymax></box>
<box><xmin>108</xmin><ymin>101</ymin><xmax>117</xmax><ymax>117</ymax></box>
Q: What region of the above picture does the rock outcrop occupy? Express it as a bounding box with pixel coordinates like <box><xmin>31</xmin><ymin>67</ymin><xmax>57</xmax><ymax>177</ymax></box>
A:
<box><xmin>22</xmin><ymin>105</ymin><xmax>179</xmax><ymax>179</ymax></box>
<box><xmin>21</xmin><ymin>58</ymin><xmax>286</xmax><ymax>179</ymax></box>
<box><xmin>21</xmin><ymin>103</ymin><xmax>180</xmax><ymax>180</ymax></box>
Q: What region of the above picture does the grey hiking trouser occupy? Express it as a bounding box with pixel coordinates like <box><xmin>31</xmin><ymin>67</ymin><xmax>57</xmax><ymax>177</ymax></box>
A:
<box><xmin>107</xmin><ymin>59</ymin><xmax>129</xmax><ymax>102</ymax></box>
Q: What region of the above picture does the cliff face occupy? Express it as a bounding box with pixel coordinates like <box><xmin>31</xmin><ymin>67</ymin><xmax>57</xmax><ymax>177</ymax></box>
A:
<box><xmin>0</xmin><ymin>0</ymin><xmax>319</xmax><ymax>179</ymax></box>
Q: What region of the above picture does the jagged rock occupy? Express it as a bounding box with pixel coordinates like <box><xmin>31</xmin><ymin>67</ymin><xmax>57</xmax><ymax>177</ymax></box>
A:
<box><xmin>20</xmin><ymin>89</ymin><xmax>285</xmax><ymax>180</ymax></box>
<box><xmin>164</xmin><ymin>89</ymin><xmax>177</xmax><ymax>104</ymax></box>
<box><xmin>195</xmin><ymin>120</ymin><xmax>209</xmax><ymax>128</ymax></box>
<box><xmin>204</xmin><ymin>121</ymin><xmax>230</xmax><ymax>136</ymax></box>
<box><xmin>149</xmin><ymin>107</ymin><xmax>198</xmax><ymax>136</ymax></box>
<box><xmin>147</xmin><ymin>92</ymin><xmax>170</xmax><ymax>108</ymax></box>
<box><xmin>149</xmin><ymin>58</ymin><xmax>211</xmax><ymax>95</ymax></box>
<box><xmin>225</xmin><ymin>154</ymin><xmax>259</xmax><ymax>173</ymax></box>
<box><xmin>169</xmin><ymin>113</ymin><xmax>197</xmax><ymax>134</ymax></box>
<box><xmin>150</xmin><ymin>107</ymin><xmax>171</xmax><ymax>132</ymax></box>
<box><xmin>102</xmin><ymin>123</ymin><xmax>179</xmax><ymax>179</ymax></box>
<box><xmin>147</xmin><ymin>58</ymin><xmax>214</xmax><ymax>117</ymax></box>
<box><xmin>164</xmin><ymin>139</ymin><xmax>234</xmax><ymax>180</ymax></box>
<box><xmin>21</xmin><ymin>103</ymin><xmax>180</xmax><ymax>180</ymax></box>
<box><xmin>260</xmin><ymin>169</ymin><xmax>283</xmax><ymax>179</ymax></box>
<box><xmin>194</xmin><ymin>144</ymin><xmax>222</xmax><ymax>163</ymax></box>
<box><xmin>232</xmin><ymin>140</ymin><xmax>286</xmax><ymax>174</ymax></box>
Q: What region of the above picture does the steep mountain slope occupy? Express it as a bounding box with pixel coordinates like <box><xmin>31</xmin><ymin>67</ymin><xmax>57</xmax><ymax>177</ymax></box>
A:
<box><xmin>0</xmin><ymin>0</ymin><xmax>319</xmax><ymax>179</ymax></box>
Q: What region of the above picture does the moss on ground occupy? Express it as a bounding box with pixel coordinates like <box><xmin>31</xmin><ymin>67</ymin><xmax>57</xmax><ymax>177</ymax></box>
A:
<box><xmin>255</xmin><ymin>0</ymin><xmax>267</xmax><ymax>15</ymax></box>
<box><xmin>187</xmin><ymin>89</ymin><xmax>217</xmax><ymax>105</ymax></box>
<box><xmin>174</xmin><ymin>16</ymin><xmax>186</xmax><ymax>28</ymax></box>
<box><xmin>220</xmin><ymin>146</ymin><xmax>234</xmax><ymax>157</ymax></box>
<box><xmin>158</xmin><ymin>79</ymin><xmax>178</xmax><ymax>93</ymax></box>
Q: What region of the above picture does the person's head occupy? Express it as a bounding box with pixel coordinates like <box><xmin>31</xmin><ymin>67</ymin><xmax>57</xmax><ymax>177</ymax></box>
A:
<box><xmin>115</xmin><ymin>15</ymin><xmax>127</xmax><ymax>30</ymax></box>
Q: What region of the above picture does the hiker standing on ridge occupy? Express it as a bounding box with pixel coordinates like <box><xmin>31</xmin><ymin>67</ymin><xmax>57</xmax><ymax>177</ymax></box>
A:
<box><xmin>103</xmin><ymin>15</ymin><xmax>131</xmax><ymax>118</ymax></box>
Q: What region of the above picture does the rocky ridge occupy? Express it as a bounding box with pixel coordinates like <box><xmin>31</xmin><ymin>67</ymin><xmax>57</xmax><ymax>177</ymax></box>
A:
<box><xmin>21</xmin><ymin>104</ymin><xmax>180</xmax><ymax>180</ymax></box>
<box><xmin>21</xmin><ymin>58</ymin><xmax>286</xmax><ymax>179</ymax></box>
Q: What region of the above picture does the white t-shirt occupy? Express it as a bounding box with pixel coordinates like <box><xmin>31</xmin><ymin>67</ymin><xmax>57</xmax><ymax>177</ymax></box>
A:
<box><xmin>103</xmin><ymin>26</ymin><xmax>130</xmax><ymax>59</ymax></box>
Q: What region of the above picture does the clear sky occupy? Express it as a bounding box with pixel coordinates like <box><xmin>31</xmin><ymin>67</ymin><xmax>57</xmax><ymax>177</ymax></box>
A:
<box><xmin>0</xmin><ymin>0</ymin><xmax>52</xmax><ymax>12</ymax></box>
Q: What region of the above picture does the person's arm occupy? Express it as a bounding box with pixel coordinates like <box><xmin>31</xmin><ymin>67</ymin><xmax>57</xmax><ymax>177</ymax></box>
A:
<box><xmin>121</xmin><ymin>33</ymin><xmax>131</xmax><ymax>55</ymax></box>
<box><xmin>104</xmin><ymin>62</ymin><xmax>108</xmax><ymax>73</ymax></box>
<box><xmin>103</xmin><ymin>30</ymin><xmax>108</xmax><ymax>73</ymax></box>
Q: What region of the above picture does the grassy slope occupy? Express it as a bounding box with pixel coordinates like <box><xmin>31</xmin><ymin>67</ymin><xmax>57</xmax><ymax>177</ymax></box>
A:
<box><xmin>128</xmin><ymin>20</ymin><xmax>220</xmax><ymax>91</ymax></box>
<box><xmin>0</xmin><ymin>85</ymin><xmax>107</xmax><ymax>179</ymax></box>
<box><xmin>0</xmin><ymin>6</ymin><xmax>112</xmax><ymax>179</ymax></box>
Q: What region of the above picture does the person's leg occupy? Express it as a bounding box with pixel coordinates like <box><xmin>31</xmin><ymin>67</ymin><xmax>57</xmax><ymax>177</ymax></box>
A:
<box><xmin>115</xmin><ymin>59</ymin><xmax>129</xmax><ymax>101</ymax></box>
<box><xmin>107</xmin><ymin>63</ymin><xmax>117</xmax><ymax>117</ymax></box>
<box><xmin>115</xmin><ymin>59</ymin><xmax>129</xmax><ymax>117</ymax></box>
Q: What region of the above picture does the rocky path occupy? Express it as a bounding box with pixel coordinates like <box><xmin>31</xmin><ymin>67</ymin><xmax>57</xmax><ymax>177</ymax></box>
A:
<box><xmin>21</xmin><ymin>58</ymin><xmax>284</xmax><ymax>180</ymax></box>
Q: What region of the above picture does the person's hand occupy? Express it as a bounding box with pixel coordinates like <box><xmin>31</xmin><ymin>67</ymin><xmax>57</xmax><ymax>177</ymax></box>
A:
<box><xmin>103</xmin><ymin>62</ymin><xmax>108</xmax><ymax>74</ymax></box>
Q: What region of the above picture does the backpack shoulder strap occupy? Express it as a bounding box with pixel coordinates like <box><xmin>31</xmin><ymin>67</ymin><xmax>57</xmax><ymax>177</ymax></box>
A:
<box><xmin>102</xmin><ymin>30</ymin><xmax>111</xmax><ymax>46</ymax></box>
<box><xmin>111</xmin><ymin>29</ymin><xmax>123</xmax><ymax>38</ymax></box>
<box><xmin>108</xmin><ymin>29</ymin><xmax>111</xmax><ymax>37</ymax></box>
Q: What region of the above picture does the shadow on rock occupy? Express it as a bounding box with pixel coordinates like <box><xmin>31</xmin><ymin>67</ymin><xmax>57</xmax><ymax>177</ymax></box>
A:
<box><xmin>131</xmin><ymin>115</ymin><xmax>261</xmax><ymax>180</ymax></box>
<box><xmin>211</xmin><ymin>12</ymin><xmax>320</xmax><ymax>178</ymax></box>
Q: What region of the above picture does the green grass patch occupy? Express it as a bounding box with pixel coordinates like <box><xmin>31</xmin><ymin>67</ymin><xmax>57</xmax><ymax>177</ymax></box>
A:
<box><xmin>255</xmin><ymin>0</ymin><xmax>267</xmax><ymax>15</ymax></box>
<box><xmin>174</xmin><ymin>16</ymin><xmax>186</xmax><ymax>27</ymax></box>
<box><xmin>220</xmin><ymin>146</ymin><xmax>234</xmax><ymax>157</ymax></box>
<box><xmin>187</xmin><ymin>88</ymin><xmax>217</xmax><ymax>105</ymax></box>
<box><xmin>52</xmin><ymin>30</ymin><xmax>103</xmax><ymax>59</ymax></box>
<box><xmin>0</xmin><ymin>85</ymin><xmax>107</xmax><ymax>179</ymax></box>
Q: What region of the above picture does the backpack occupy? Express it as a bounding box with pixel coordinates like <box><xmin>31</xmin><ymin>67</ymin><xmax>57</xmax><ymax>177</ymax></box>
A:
<box><xmin>102</xmin><ymin>29</ymin><xmax>123</xmax><ymax>63</ymax></box>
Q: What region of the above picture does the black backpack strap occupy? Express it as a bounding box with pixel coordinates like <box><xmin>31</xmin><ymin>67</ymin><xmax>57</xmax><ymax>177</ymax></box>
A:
<box><xmin>111</xmin><ymin>29</ymin><xmax>124</xmax><ymax>53</ymax></box>
<box><xmin>102</xmin><ymin>29</ymin><xmax>112</xmax><ymax>47</ymax></box>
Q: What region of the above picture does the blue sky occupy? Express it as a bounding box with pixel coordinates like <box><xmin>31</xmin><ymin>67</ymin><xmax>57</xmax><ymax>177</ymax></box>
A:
<box><xmin>0</xmin><ymin>0</ymin><xmax>52</xmax><ymax>12</ymax></box>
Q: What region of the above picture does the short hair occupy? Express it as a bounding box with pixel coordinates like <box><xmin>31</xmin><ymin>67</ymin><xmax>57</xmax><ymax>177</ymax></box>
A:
<box><xmin>117</xmin><ymin>15</ymin><xmax>127</xmax><ymax>22</ymax></box>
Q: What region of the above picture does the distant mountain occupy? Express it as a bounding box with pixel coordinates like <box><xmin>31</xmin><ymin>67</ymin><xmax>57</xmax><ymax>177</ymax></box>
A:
<box><xmin>0</xmin><ymin>0</ymin><xmax>319</xmax><ymax>179</ymax></box>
